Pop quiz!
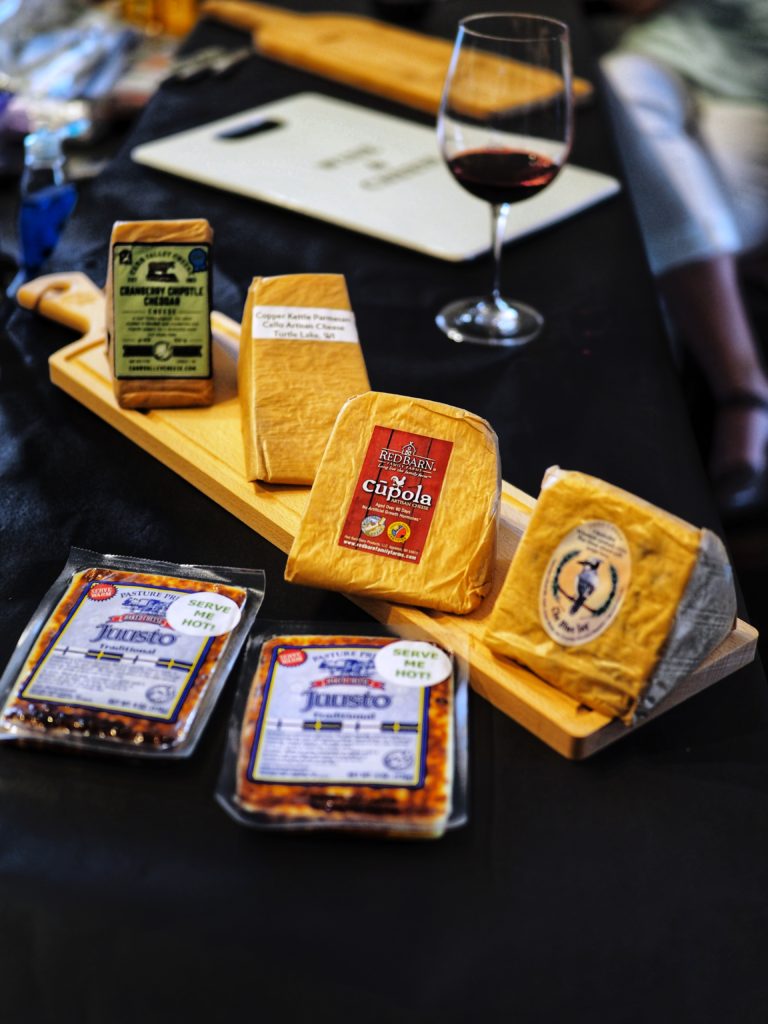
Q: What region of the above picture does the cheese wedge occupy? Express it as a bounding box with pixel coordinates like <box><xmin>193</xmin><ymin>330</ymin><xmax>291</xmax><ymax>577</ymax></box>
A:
<box><xmin>285</xmin><ymin>391</ymin><xmax>500</xmax><ymax>614</ymax></box>
<box><xmin>485</xmin><ymin>467</ymin><xmax>737</xmax><ymax>723</ymax></box>
<box><xmin>239</xmin><ymin>274</ymin><xmax>370</xmax><ymax>484</ymax></box>
<box><xmin>105</xmin><ymin>219</ymin><xmax>214</xmax><ymax>409</ymax></box>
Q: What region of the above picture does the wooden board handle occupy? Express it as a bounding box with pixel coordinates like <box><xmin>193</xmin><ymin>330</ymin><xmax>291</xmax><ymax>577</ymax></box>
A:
<box><xmin>16</xmin><ymin>271</ymin><xmax>242</xmax><ymax>357</ymax></box>
<box><xmin>17</xmin><ymin>272</ymin><xmax>106</xmax><ymax>347</ymax></box>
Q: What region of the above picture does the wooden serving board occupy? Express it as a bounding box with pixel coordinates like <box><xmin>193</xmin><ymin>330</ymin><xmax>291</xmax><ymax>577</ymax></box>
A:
<box><xmin>19</xmin><ymin>272</ymin><xmax>758</xmax><ymax>759</ymax></box>
<box><xmin>200</xmin><ymin>1</ymin><xmax>593</xmax><ymax>117</ymax></box>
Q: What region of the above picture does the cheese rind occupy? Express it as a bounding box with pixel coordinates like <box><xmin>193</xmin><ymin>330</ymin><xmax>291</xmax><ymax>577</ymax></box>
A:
<box><xmin>485</xmin><ymin>467</ymin><xmax>736</xmax><ymax>722</ymax></box>
<box><xmin>284</xmin><ymin>391</ymin><xmax>500</xmax><ymax>614</ymax></box>
<box><xmin>238</xmin><ymin>273</ymin><xmax>370</xmax><ymax>484</ymax></box>
<box><xmin>105</xmin><ymin>219</ymin><xmax>214</xmax><ymax>409</ymax></box>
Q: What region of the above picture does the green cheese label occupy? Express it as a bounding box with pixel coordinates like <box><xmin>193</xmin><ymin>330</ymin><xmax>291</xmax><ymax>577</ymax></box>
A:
<box><xmin>112</xmin><ymin>242</ymin><xmax>212</xmax><ymax>379</ymax></box>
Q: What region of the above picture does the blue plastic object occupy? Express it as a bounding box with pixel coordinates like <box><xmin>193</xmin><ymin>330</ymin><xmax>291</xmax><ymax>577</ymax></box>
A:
<box><xmin>18</xmin><ymin>180</ymin><xmax>77</xmax><ymax>273</ymax></box>
<box><xmin>8</xmin><ymin>128</ymin><xmax>77</xmax><ymax>297</ymax></box>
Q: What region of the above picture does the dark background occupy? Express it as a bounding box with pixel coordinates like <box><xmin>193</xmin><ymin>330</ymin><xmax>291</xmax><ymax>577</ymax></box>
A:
<box><xmin>0</xmin><ymin>3</ymin><xmax>767</xmax><ymax>1022</ymax></box>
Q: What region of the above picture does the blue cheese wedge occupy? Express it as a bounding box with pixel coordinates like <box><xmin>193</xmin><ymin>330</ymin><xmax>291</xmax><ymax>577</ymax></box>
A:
<box><xmin>485</xmin><ymin>467</ymin><xmax>738</xmax><ymax>723</ymax></box>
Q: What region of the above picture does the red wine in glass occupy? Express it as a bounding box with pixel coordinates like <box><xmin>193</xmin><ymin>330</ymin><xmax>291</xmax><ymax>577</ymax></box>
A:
<box><xmin>436</xmin><ymin>14</ymin><xmax>573</xmax><ymax>346</ymax></box>
<box><xmin>447</xmin><ymin>148</ymin><xmax>560</xmax><ymax>205</ymax></box>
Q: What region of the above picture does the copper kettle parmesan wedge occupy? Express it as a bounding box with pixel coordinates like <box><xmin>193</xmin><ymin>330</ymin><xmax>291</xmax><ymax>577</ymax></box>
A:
<box><xmin>238</xmin><ymin>273</ymin><xmax>370</xmax><ymax>484</ymax></box>
<box><xmin>485</xmin><ymin>467</ymin><xmax>737</xmax><ymax>723</ymax></box>
<box><xmin>284</xmin><ymin>392</ymin><xmax>500</xmax><ymax>614</ymax></box>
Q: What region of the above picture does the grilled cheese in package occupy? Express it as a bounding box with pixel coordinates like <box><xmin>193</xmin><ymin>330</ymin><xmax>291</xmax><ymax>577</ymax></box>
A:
<box><xmin>216</xmin><ymin>624</ymin><xmax>469</xmax><ymax>838</ymax></box>
<box><xmin>239</xmin><ymin>273</ymin><xmax>370</xmax><ymax>484</ymax></box>
<box><xmin>106</xmin><ymin>219</ymin><xmax>214</xmax><ymax>409</ymax></box>
<box><xmin>485</xmin><ymin>467</ymin><xmax>737</xmax><ymax>724</ymax></box>
<box><xmin>0</xmin><ymin>549</ymin><xmax>265</xmax><ymax>757</ymax></box>
<box><xmin>284</xmin><ymin>391</ymin><xmax>500</xmax><ymax>613</ymax></box>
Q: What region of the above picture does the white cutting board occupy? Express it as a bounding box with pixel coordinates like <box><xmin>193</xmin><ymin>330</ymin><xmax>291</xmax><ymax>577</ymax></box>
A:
<box><xmin>132</xmin><ymin>93</ymin><xmax>620</xmax><ymax>262</ymax></box>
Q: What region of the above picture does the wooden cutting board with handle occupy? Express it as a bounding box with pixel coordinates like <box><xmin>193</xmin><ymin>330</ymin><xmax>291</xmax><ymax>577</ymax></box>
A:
<box><xmin>15</xmin><ymin>272</ymin><xmax>757</xmax><ymax>759</ymax></box>
<box><xmin>200</xmin><ymin>1</ymin><xmax>593</xmax><ymax>116</ymax></box>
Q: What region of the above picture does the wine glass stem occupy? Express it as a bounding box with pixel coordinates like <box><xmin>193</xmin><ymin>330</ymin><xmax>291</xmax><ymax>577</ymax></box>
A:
<box><xmin>491</xmin><ymin>202</ymin><xmax>511</xmax><ymax>303</ymax></box>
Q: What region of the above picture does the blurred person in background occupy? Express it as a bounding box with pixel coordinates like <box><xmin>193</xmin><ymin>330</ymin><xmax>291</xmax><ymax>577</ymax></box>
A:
<box><xmin>599</xmin><ymin>0</ymin><xmax>768</xmax><ymax>519</ymax></box>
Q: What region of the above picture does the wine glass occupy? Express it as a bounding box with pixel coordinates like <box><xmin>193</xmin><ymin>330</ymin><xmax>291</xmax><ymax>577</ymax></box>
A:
<box><xmin>436</xmin><ymin>13</ymin><xmax>573</xmax><ymax>346</ymax></box>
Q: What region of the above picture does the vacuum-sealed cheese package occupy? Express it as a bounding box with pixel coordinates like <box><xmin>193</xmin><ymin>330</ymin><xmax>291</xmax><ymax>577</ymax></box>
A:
<box><xmin>485</xmin><ymin>467</ymin><xmax>737</xmax><ymax>723</ymax></box>
<box><xmin>284</xmin><ymin>391</ymin><xmax>500</xmax><ymax>613</ymax></box>
<box><xmin>105</xmin><ymin>219</ymin><xmax>214</xmax><ymax>409</ymax></box>
<box><xmin>238</xmin><ymin>273</ymin><xmax>370</xmax><ymax>484</ymax></box>
<box><xmin>0</xmin><ymin>548</ymin><xmax>265</xmax><ymax>757</ymax></box>
<box><xmin>216</xmin><ymin>623</ymin><xmax>469</xmax><ymax>838</ymax></box>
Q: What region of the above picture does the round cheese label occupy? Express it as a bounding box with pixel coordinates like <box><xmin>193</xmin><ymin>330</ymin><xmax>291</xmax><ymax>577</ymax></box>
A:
<box><xmin>375</xmin><ymin>640</ymin><xmax>452</xmax><ymax>688</ymax></box>
<box><xmin>539</xmin><ymin>520</ymin><xmax>631</xmax><ymax>647</ymax></box>
<box><xmin>166</xmin><ymin>592</ymin><xmax>242</xmax><ymax>637</ymax></box>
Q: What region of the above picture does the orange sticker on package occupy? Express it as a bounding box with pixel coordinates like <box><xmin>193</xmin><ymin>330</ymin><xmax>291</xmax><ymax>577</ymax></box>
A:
<box><xmin>338</xmin><ymin>426</ymin><xmax>453</xmax><ymax>565</ymax></box>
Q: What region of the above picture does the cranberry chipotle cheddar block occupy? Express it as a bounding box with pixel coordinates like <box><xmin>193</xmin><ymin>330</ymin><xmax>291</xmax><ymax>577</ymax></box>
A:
<box><xmin>238</xmin><ymin>273</ymin><xmax>370</xmax><ymax>484</ymax></box>
<box><xmin>284</xmin><ymin>392</ymin><xmax>500</xmax><ymax>613</ymax></box>
<box><xmin>485</xmin><ymin>467</ymin><xmax>737</xmax><ymax>724</ymax></box>
<box><xmin>234</xmin><ymin>635</ymin><xmax>454</xmax><ymax>837</ymax></box>
<box><xmin>106</xmin><ymin>219</ymin><xmax>214</xmax><ymax>409</ymax></box>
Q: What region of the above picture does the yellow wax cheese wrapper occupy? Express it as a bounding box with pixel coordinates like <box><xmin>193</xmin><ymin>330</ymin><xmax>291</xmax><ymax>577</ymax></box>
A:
<box><xmin>238</xmin><ymin>273</ymin><xmax>370</xmax><ymax>485</ymax></box>
<box><xmin>485</xmin><ymin>467</ymin><xmax>737</xmax><ymax>724</ymax></box>
<box><xmin>105</xmin><ymin>219</ymin><xmax>214</xmax><ymax>410</ymax></box>
<box><xmin>284</xmin><ymin>391</ymin><xmax>500</xmax><ymax>614</ymax></box>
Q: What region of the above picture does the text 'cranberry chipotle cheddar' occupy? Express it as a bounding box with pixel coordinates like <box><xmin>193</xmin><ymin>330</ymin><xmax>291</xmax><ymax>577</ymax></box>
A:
<box><xmin>485</xmin><ymin>467</ymin><xmax>737</xmax><ymax>724</ymax></box>
<box><xmin>284</xmin><ymin>391</ymin><xmax>500</xmax><ymax>614</ymax></box>
<box><xmin>216</xmin><ymin>631</ymin><xmax>468</xmax><ymax>838</ymax></box>
<box><xmin>0</xmin><ymin>549</ymin><xmax>265</xmax><ymax>756</ymax></box>
<box><xmin>106</xmin><ymin>218</ymin><xmax>214</xmax><ymax>409</ymax></box>
<box><xmin>239</xmin><ymin>273</ymin><xmax>370</xmax><ymax>485</ymax></box>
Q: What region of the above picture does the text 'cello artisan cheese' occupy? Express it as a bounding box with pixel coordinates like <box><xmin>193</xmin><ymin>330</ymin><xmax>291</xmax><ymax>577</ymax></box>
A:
<box><xmin>484</xmin><ymin>467</ymin><xmax>737</xmax><ymax>723</ymax></box>
<box><xmin>284</xmin><ymin>391</ymin><xmax>500</xmax><ymax>613</ymax></box>
<box><xmin>105</xmin><ymin>219</ymin><xmax>214</xmax><ymax>409</ymax></box>
<box><xmin>238</xmin><ymin>273</ymin><xmax>370</xmax><ymax>484</ymax></box>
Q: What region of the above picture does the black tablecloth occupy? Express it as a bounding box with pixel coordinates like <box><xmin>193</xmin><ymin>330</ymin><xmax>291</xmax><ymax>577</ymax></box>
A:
<box><xmin>1</xmin><ymin>3</ymin><xmax>767</xmax><ymax>1021</ymax></box>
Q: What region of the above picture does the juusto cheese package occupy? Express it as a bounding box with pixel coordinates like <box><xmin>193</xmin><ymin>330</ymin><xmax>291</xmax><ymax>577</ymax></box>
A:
<box><xmin>284</xmin><ymin>392</ymin><xmax>500</xmax><ymax>614</ymax></box>
<box><xmin>215</xmin><ymin>622</ymin><xmax>469</xmax><ymax>838</ymax></box>
<box><xmin>0</xmin><ymin>548</ymin><xmax>265</xmax><ymax>757</ymax></box>
<box><xmin>484</xmin><ymin>467</ymin><xmax>737</xmax><ymax>723</ymax></box>
<box><xmin>238</xmin><ymin>273</ymin><xmax>370</xmax><ymax>484</ymax></box>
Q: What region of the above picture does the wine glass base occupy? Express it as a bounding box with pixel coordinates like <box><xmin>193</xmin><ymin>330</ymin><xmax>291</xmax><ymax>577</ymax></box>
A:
<box><xmin>436</xmin><ymin>296</ymin><xmax>543</xmax><ymax>347</ymax></box>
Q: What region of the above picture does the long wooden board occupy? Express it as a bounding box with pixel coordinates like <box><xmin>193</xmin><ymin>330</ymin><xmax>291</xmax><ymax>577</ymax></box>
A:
<box><xmin>18</xmin><ymin>272</ymin><xmax>758</xmax><ymax>759</ymax></box>
<box><xmin>200</xmin><ymin>1</ymin><xmax>593</xmax><ymax>117</ymax></box>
